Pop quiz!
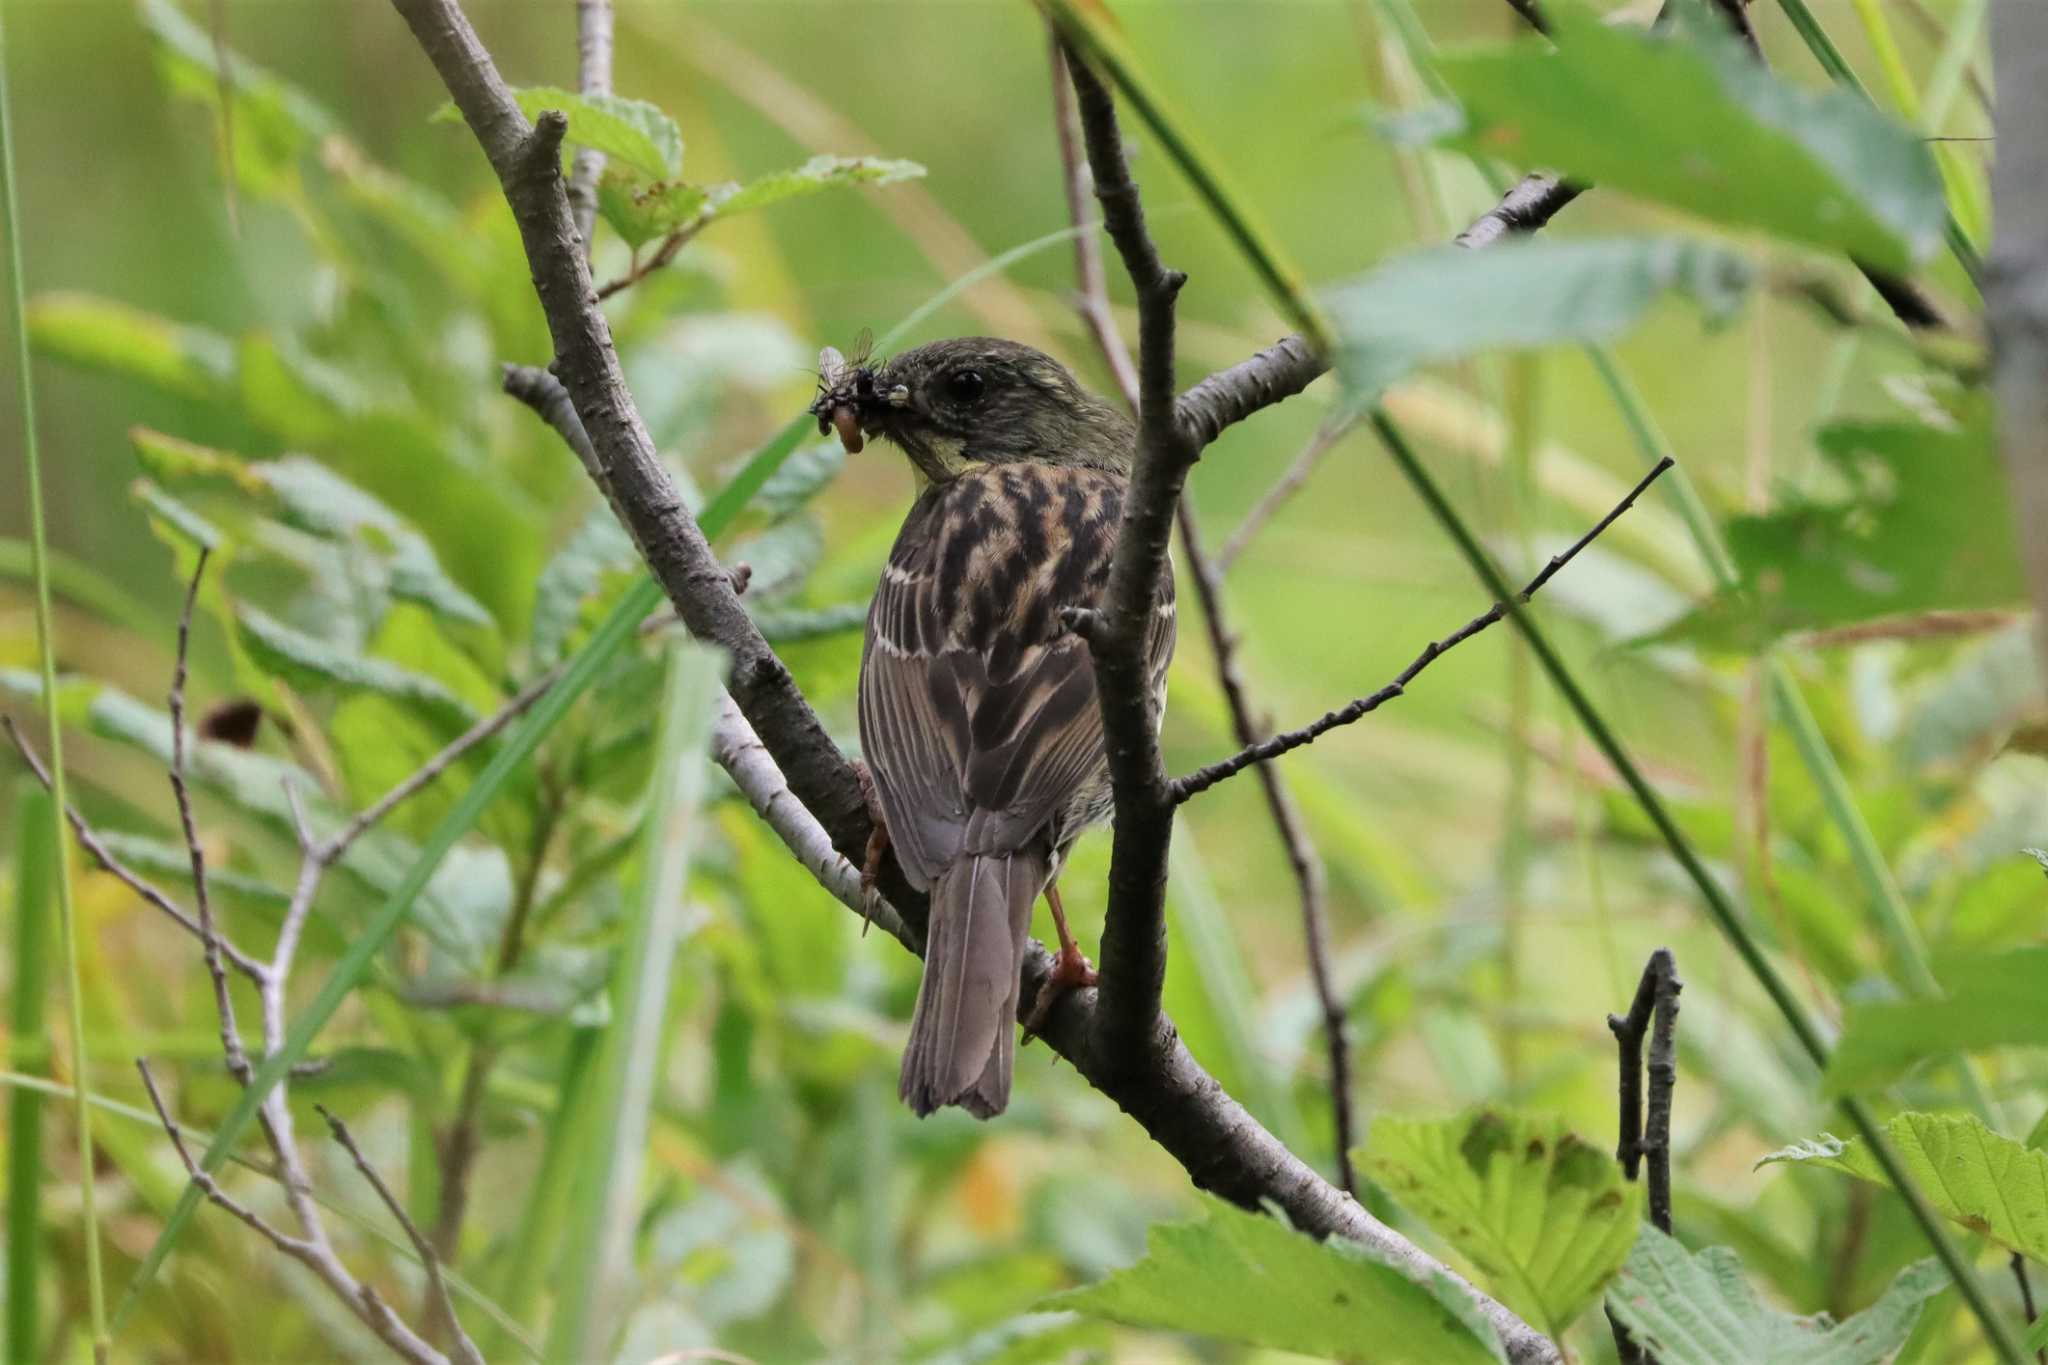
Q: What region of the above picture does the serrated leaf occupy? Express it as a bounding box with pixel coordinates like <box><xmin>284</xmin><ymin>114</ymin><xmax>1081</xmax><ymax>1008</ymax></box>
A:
<box><xmin>27</xmin><ymin>292</ymin><xmax>236</xmax><ymax>401</ymax></box>
<box><xmin>130</xmin><ymin>431</ymin><xmax>494</xmax><ymax>630</ymax></box>
<box><xmin>1355</xmin><ymin>1109</ymin><xmax>1642</xmax><ymax>1338</ymax></box>
<box><xmin>1042</xmin><ymin>1195</ymin><xmax>1506</xmax><ymax>1363</ymax></box>
<box><xmin>1327</xmin><ymin>237</ymin><xmax>1750</xmax><ymax>402</ymax></box>
<box><xmin>1758</xmin><ymin>1111</ymin><xmax>2048</xmax><ymax>1260</ymax></box>
<box><xmin>132</xmin><ymin>480</ymin><xmax>222</xmax><ymax>553</ymax></box>
<box><xmin>1429</xmin><ymin>0</ymin><xmax>1946</xmax><ymax>271</ymax></box>
<box><xmin>1824</xmin><ymin>947</ymin><xmax>2048</xmax><ymax>1094</ymax></box>
<box><xmin>709</xmin><ymin>154</ymin><xmax>924</xmax><ymax>217</ymax></box>
<box><xmin>2027</xmin><ymin>848</ymin><xmax>2048</xmax><ymax>877</ymax></box>
<box><xmin>595</xmin><ymin>169</ymin><xmax>709</xmax><ymax>250</ymax></box>
<box><xmin>1606</xmin><ymin>1227</ymin><xmax>1942</xmax><ymax>1365</ymax></box>
<box><xmin>467</xmin><ymin>87</ymin><xmax>681</xmax><ymax>180</ymax></box>
<box><xmin>235</xmin><ymin>605</ymin><xmax>479</xmax><ymax>732</ymax></box>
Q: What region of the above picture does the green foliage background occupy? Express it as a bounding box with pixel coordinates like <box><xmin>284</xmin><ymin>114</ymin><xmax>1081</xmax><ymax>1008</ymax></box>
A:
<box><xmin>0</xmin><ymin>1</ymin><xmax>2037</xmax><ymax>1362</ymax></box>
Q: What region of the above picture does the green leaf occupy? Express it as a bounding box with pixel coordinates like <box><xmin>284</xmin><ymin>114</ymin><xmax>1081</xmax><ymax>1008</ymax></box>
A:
<box><xmin>1355</xmin><ymin>1109</ymin><xmax>1643</xmax><ymax>1338</ymax></box>
<box><xmin>476</xmin><ymin>87</ymin><xmax>681</xmax><ymax>180</ymax></box>
<box><xmin>709</xmin><ymin>154</ymin><xmax>924</xmax><ymax>217</ymax></box>
<box><xmin>26</xmin><ymin>292</ymin><xmax>235</xmax><ymax>401</ymax></box>
<box><xmin>1824</xmin><ymin>948</ymin><xmax>2048</xmax><ymax>1094</ymax></box>
<box><xmin>1043</xmin><ymin>1195</ymin><xmax>1506</xmax><ymax>1363</ymax></box>
<box><xmin>1430</xmin><ymin>0</ymin><xmax>1946</xmax><ymax>271</ymax></box>
<box><xmin>1666</xmin><ymin>415</ymin><xmax>2024</xmax><ymax>649</ymax></box>
<box><xmin>130</xmin><ymin>430</ymin><xmax>495</xmax><ymax>631</ymax></box>
<box><xmin>1758</xmin><ymin>1112</ymin><xmax>2048</xmax><ymax>1260</ymax></box>
<box><xmin>1326</xmin><ymin>237</ymin><xmax>1750</xmax><ymax>401</ymax></box>
<box><xmin>595</xmin><ymin>170</ymin><xmax>708</xmax><ymax>250</ymax></box>
<box><xmin>139</xmin><ymin>0</ymin><xmax>336</xmax><ymax>196</ymax></box>
<box><xmin>235</xmin><ymin>606</ymin><xmax>478</xmax><ymax>731</ymax></box>
<box><xmin>1606</xmin><ymin>1227</ymin><xmax>1943</xmax><ymax>1365</ymax></box>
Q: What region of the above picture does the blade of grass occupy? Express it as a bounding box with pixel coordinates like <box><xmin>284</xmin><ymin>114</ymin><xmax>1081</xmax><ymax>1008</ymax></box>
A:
<box><xmin>1770</xmin><ymin>0</ymin><xmax>1982</xmax><ymax>283</ymax></box>
<box><xmin>484</xmin><ymin>1027</ymin><xmax>600</xmax><ymax>1361</ymax></box>
<box><xmin>111</xmin><ymin>215</ymin><xmax>1107</xmax><ymax>1330</ymax></box>
<box><xmin>0</xmin><ymin>12</ymin><xmax>107</xmax><ymax>1358</ymax></box>
<box><xmin>7</xmin><ymin>784</ymin><xmax>55</xmax><ymax>1365</ymax></box>
<box><xmin>1066</xmin><ymin>19</ymin><xmax>2022</xmax><ymax>1358</ymax></box>
<box><xmin>545</xmin><ymin>642</ymin><xmax>719</xmax><ymax>1363</ymax></box>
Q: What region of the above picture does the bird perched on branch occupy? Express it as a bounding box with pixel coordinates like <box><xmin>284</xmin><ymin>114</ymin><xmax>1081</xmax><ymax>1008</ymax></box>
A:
<box><xmin>811</xmin><ymin>336</ymin><xmax>1175</xmax><ymax>1118</ymax></box>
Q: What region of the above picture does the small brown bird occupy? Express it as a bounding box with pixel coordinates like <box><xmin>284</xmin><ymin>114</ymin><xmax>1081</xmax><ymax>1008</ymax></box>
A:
<box><xmin>811</xmin><ymin>337</ymin><xmax>1175</xmax><ymax>1118</ymax></box>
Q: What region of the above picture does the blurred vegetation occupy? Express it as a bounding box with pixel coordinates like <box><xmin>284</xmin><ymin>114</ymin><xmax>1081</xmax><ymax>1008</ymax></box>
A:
<box><xmin>0</xmin><ymin>0</ymin><xmax>2040</xmax><ymax>1362</ymax></box>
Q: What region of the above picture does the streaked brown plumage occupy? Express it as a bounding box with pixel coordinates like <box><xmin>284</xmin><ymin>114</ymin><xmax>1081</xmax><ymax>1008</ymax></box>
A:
<box><xmin>812</xmin><ymin>337</ymin><xmax>1175</xmax><ymax>1118</ymax></box>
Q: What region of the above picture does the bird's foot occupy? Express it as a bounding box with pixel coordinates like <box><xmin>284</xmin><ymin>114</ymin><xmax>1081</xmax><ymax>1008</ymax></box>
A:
<box><xmin>853</xmin><ymin>760</ymin><xmax>889</xmax><ymax>936</ymax></box>
<box><xmin>1021</xmin><ymin>937</ymin><xmax>1097</xmax><ymax>1043</ymax></box>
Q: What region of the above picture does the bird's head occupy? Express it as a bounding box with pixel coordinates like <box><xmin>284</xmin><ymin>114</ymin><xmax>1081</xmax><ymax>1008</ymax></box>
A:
<box><xmin>809</xmin><ymin>336</ymin><xmax>1133</xmax><ymax>483</ymax></box>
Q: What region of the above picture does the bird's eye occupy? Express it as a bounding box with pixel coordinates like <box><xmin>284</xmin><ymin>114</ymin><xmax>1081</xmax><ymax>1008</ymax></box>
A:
<box><xmin>945</xmin><ymin>369</ymin><xmax>986</xmax><ymax>403</ymax></box>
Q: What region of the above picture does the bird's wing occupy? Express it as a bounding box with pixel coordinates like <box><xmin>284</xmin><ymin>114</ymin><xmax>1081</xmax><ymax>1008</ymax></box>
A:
<box><xmin>859</xmin><ymin>463</ymin><xmax>1168</xmax><ymax>885</ymax></box>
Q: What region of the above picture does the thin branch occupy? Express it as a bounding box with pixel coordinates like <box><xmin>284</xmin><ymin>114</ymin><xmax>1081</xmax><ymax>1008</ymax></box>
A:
<box><xmin>317</xmin><ymin>666</ymin><xmax>559</xmax><ymax>865</ymax></box>
<box><xmin>565</xmin><ymin>0</ymin><xmax>612</xmax><ymax>259</ymax></box>
<box><xmin>710</xmin><ymin>691</ymin><xmax>911</xmax><ymax>948</ymax></box>
<box><xmin>1049</xmin><ymin>36</ymin><xmax>1140</xmax><ymax>410</ymax></box>
<box><xmin>2</xmin><ymin>717</ymin><xmax>265</xmax><ymax>979</ymax></box>
<box><xmin>319</xmin><ymin>1106</ymin><xmax>486</xmax><ymax>1365</ymax></box>
<box><xmin>1048</xmin><ymin>29</ymin><xmax>1352</xmax><ymax>1189</ymax></box>
<box><xmin>137</xmin><ymin>1062</ymin><xmax>456</xmax><ymax>1365</ymax></box>
<box><xmin>166</xmin><ymin>549</ymin><xmax>251</xmax><ymax>1086</ymax></box>
<box><xmin>1453</xmin><ymin>173</ymin><xmax>1586</xmax><ymax>251</ymax></box>
<box><xmin>1215</xmin><ymin>414</ymin><xmax>1356</xmax><ymax>572</ymax></box>
<box><xmin>1606</xmin><ymin>949</ymin><xmax>1681</xmax><ymax>1365</ymax></box>
<box><xmin>2013</xmin><ymin>1253</ymin><xmax>2045</xmax><ymax>1365</ymax></box>
<box><xmin>1173</xmin><ymin>456</ymin><xmax>1675</xmax><ymax>802</ymax></box>
<box><xmin>1182</xmin><ymin>499</ymin><xmax>1354</xmax><ymax>1191</ymax></box>
<box><xmin>391</xmin><ymin>0</ymin><xmax>881</xmax><ymax>909</ymax></box>
<box><xmin>1056</xmin><ymin>41</ymin><xmax>1191</xmax><ymax>1053</ymax></box>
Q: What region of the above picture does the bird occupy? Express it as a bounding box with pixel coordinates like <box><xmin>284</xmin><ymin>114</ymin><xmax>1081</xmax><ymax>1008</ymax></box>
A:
<box><xmin>810</xmin><ymin>336</ymin><xmax>1175</xmax><ymax>1118</ymax></box>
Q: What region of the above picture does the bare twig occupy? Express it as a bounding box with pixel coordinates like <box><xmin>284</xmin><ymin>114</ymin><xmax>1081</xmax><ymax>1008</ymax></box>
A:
<box><xmin>320</xmin><ymin>1106</ymin><xmax>486</xmax><ymax>1365</ymax></box>
<box><xmin>1609</xmin><ymin>949</ymin><xmax>1680</xmax><ymax>1228</ymax></box>
<box><xmin>1055</xmin><ymin>41</ymin><xmax>1191</xmax><ymax>1054</ymax></box>
<box><xmin>1173</xmin><ymin>457</ymin><xmax>1675</xmax><ymax>802</ymax></box>
<box><xmin>1050</xmin><ymin>37</ymin><xmax>1140</xmax><ymax>409</ymax></box>
<box><xmin>137</xmin><ymin>1061</ymin><xmax>457</xmax><ymax>1365</ymax></box>
<box><xmin>2013</xmin><ymin>1253</ymin><xmax>2046</xmax><ymax>1365</ymax></box>
<box><xmin>393</xmin><ymin>0</ymin><xmax>883</xmax><ymax>912</ymax></box>
<box><xmin>1454</xmin><ymin>173</ymin><xmax>1586</xmax><ymax>251</ymax></box>
<box><xmin>3</xmin><ymin>718</ymin><xmax>266</xmax><ymax>979</ymax></box>
<box><xmin>166</xmin><ymin>550</ymin><xmax>252</xmax><ymax>1087</ymax></box>
<box><xmin>565</xmin><ymin>0</ymin><xmax>612</xmax><ymax>259</ymax></box>
<box><xmin>1214</xmin><ymin>415</ymin><xmax>1356</xmax><ymax>572</ymax></box>
<box><xmin>1606</xmin><ymin>949</ymin><xmax>1681</xmax><ymax>1365</ymax></box>
<box><xmin>1046</xmin><ymin>45</ymin><xmax>1354</xmax><ymax>1185</ymax></box>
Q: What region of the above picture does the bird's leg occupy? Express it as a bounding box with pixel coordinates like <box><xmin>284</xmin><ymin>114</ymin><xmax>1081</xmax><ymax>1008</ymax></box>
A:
<box><xmin>854</xmin><ymin>759</ymin><xmax>889</xmax><ymax>937</ymax></box>
<box><xmin>1022</xmin><ymin>881</ymin><xmax>1097</xmax><ymax>1038</ymax></box>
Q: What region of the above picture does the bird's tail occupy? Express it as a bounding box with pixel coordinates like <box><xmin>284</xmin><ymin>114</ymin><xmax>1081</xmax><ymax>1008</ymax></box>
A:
<box><xmin>899</xmin><ymin>849</ymin><xmax>1047</xmax><ymax>1118</ymax></box>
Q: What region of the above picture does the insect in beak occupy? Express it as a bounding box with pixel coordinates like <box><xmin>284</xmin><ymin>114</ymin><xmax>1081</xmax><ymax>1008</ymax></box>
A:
<box><xmin>812</xmin><ymin>343</ymin><xmax>869</xmax><ymax>455</ymax></box>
